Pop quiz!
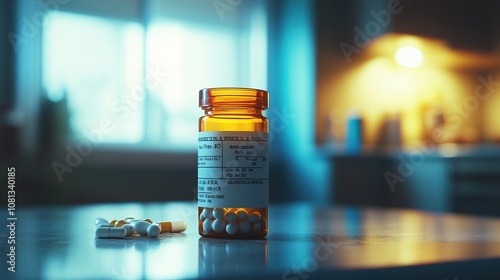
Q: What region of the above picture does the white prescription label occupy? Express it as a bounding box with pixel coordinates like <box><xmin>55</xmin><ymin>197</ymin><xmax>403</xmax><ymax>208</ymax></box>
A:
<box><xmin>198</xmin><ymin>131</ymin><xmax>269</xmax><ymax>208</ymax></box>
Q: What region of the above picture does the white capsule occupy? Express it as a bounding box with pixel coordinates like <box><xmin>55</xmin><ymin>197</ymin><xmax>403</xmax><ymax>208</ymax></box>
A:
<box><xmin>212</xmin><ymin>219</ymin><xmax>226</xmax><ymax>233</ymax></box>
<box><xmin>147</xmin><ymin>224</ymin><xmax>161</xmax><ymax>238</ymax></box>
<box><xmin>199</xmin><ymin>212</ymin><xmax>206</xmax><ymax>222</ymax></box>
<box><xmin>122</xmin><ymin>224</ymin><xmax>134</xmax><ymax>236</ymax></box>
<box><xmin>203</xmin><ymin>219</ymin><xmax>213</xmax><ymax>233</ymax></box>
<box><xmin>202</xmin><ymin>208</ymin><xmax>213</xmax><ymax>220</ymax></box>
<box><xmin>132</xmin><ymin>220</ymin><xmax>150</xmax><ymax>236</ymax></box>
<box><xmin>247</xmin><ymin>212</ymin><xmax>262</xmax><ymax>223</ymax></box>
<box><xmin>251</xmin><ymin>222</ymin><xmax>261</xmax><ymax>232</ymax></box>
<box><xmin>94</xmin><ymin>217</ymin><xmax>109</xmax><ymax>227</ymax></box>
<box><xmin>170</xmin><ymin>221</ymin><xmax>188</xmax><ymax>233</ymax></box>
<box><xmin>225</xmin><ymin>211</ymin><xmax>237</xmax><ymax>223</ymax></box>
<box><xmin>239</xmin><ymin>221</ymin><xmax>251</xmax><ymax>233</ymax></box>
<box><xmin>212</xmin><ymin>208</ymin><xmax>224</xmax><ymax>220</ymax></box>
<box><xmin>236</xmin><ymin>209</ymin><xmax>248</xmax><ymax>220</ymax></box>
<box><xmin>226</xmin><ymin>222</ymin><xmax>238</xmax><ymax>235</ymax></box>
<box><xmin>95</xmin><ymin>226</ymin><xmax>126</xmax><ymax>239</ymax></box>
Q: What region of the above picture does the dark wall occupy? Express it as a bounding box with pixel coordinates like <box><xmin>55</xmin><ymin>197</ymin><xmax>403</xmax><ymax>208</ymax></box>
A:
<box><xmin>392</xmin><ymin>0</ymin><xmax>500</xmax><ymax>52</ymax></box>
<box><xmin>0</xmin><ymin>1</ymin><xmax>16</xmax><ymax>112</ymax></box>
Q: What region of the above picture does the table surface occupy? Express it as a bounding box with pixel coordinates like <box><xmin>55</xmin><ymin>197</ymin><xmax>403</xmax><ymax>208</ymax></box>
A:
<box><xmin>2</xmin><ymin>202</ymin><xmax>500</xmax><ymax>280</ymax></box>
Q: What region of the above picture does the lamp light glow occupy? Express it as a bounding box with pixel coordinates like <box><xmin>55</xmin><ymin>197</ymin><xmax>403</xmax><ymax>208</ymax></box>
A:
<box><xmin>394</xmin><ymin>46</ymin><xmax>423</xmax><ymax>68</ymax></box>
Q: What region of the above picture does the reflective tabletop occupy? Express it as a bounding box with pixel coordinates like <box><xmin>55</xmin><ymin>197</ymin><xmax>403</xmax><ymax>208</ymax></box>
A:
<box><xmin>2</xmin><ymin>202</ymin><xmax>500</xmax><ymax>279</ymax></box>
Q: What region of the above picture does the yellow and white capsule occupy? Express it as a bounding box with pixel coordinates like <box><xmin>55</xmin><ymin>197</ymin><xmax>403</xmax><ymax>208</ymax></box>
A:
<box><xmin>156</xmin><ymin>221</ymin><xmax>187</xmax><ymax>233</ymax></box>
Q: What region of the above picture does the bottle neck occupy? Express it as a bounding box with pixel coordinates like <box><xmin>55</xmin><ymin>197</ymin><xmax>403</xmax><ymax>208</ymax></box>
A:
<box><xmin>205</xmin><ymin>107</ymin><xmax>264</xmax><ymax>116</ymax></box>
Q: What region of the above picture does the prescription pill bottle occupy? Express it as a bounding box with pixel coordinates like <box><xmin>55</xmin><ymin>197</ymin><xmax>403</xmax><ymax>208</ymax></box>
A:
<box><xmin>198</xmin><ymin>87</ymin><xmax>269</xmax><ymax>238</ymax></box>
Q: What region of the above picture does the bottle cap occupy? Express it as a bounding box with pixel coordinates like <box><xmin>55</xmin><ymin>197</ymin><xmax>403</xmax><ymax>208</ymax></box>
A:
<box><xmin>199</xmin><ymin>87</ymin><xmax>269</xmax><ymax>109</ymax></box>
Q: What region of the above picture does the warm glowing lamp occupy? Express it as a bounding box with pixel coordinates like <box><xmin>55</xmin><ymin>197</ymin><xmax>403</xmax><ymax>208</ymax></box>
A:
<box><xmin>394</xmin><ymin>46</ymin><xmax>423</xmax><ymax>68</ymax></box>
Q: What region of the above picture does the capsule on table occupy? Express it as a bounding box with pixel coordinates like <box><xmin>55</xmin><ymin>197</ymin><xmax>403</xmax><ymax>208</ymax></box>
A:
<box><xmin>95</xmin><ymin>227</ymin><xmax>126</xmax><ymax>239</ymax></box>
<box><xmin>156</xmin><ymin>221</ymin><xmax>187</xmax><ymax>233</ymax></box>
<box><xmin>114</xmin><ymin>220</ymin><xmax>127</xmax><ymax>227</ymax></box>
<box><xmin>122</xmin><ymin>224</ymin><xmax>135</xmax><ymax>236</ymax></box>
<box><xmin>94</xmin><ymin>217</ymin><xmax>109</xmax><ymax>228</ymax></box>
<box><xmin>131</xmin><ymin>220</ymin><xmax>151</xmax><ymax>236</ymax></box>
<box><xmin>147</xmin><ymin>224</ymin><xmax>161</xmax><ymax>238</ymax></box>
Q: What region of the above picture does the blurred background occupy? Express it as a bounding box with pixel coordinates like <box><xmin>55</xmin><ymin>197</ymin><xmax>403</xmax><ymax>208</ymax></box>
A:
<box><xmin>1</xmin><ymin>0</ymin><xmax>500</xmax><ymax>216</ymax></box>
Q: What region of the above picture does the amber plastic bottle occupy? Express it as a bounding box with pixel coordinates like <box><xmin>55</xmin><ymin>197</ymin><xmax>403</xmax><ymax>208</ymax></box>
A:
<box><xmin>198</xmin><ymin>87</ymin><xmax>269</xmax><ymax>238</ymax></box>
